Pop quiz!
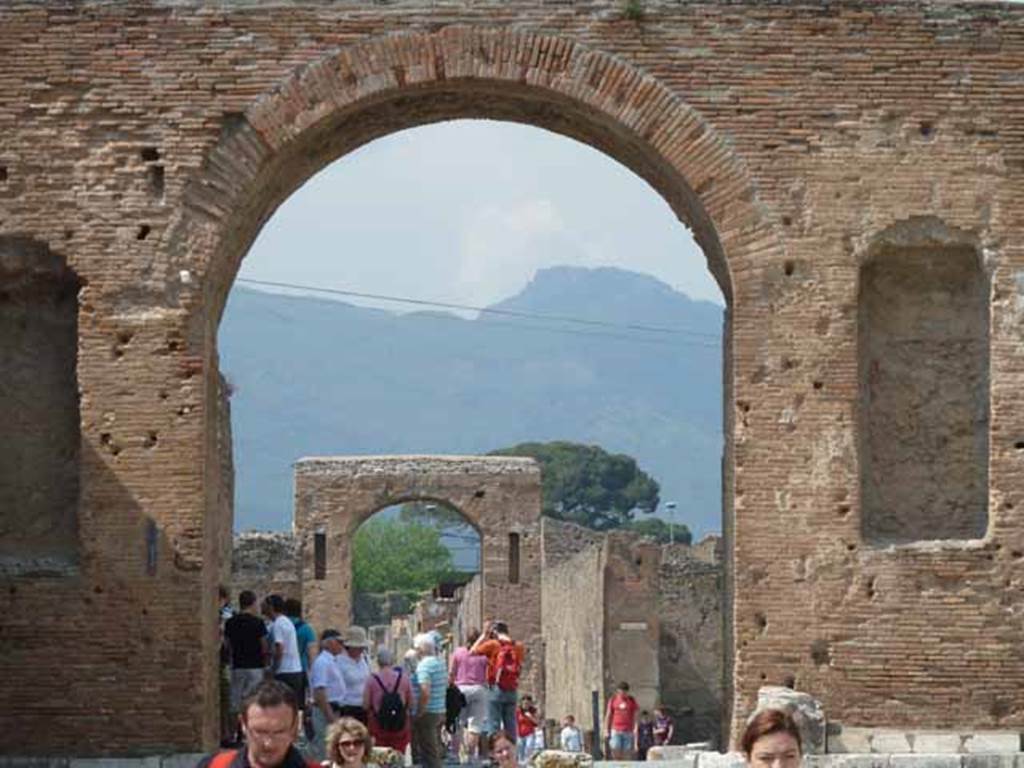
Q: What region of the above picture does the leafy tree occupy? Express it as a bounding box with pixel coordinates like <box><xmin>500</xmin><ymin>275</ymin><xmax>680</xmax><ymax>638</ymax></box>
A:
<box><xmin>489</xmin><ymin>440</ymin><xmax>660</xmax><ymax>530</ymax></box>
<box><xmin>352</xmin><ymin>517</ymin><xmax>458</xmax><ymax>594</ymax></box>
<box><xmin>627</xmin><ymin>516</ymin><xmax>692</xmax><ymax>545</ymax></box>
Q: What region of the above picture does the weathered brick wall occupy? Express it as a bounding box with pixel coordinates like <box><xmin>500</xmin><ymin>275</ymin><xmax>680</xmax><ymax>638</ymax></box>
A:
<box><xmin>658</xmin><ymin>541</ymin><xmax>724</xmax><ymax>746</ymax></box>
<box><xmin>1</xmin><ymin>1</ymin><xmax>1022</xmax><ymax>756</ymax></box>
<box><xmin>229</xmin><ymin>531</ymin><xmax>301</xmax><ymax>605</ymax></box>
<box><xmin>541</xmin><ymin>519</ymin><xmax>606</xmax><ymax>735</ymax></box>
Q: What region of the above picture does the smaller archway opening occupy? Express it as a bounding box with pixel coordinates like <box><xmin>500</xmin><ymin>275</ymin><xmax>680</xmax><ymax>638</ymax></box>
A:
<box><xmin>351</xmin><ymin>500</ymin><xmax>482</xmax><ymax>650</ymax></box>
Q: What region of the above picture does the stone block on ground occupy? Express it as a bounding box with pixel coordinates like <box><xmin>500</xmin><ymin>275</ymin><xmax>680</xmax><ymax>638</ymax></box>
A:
<box><xmin>694</xmin><ymin>751</ymin><xmax>745</xmax><ymax>768</ymax></box>
<box><xmin>964</xmin><ymin>735</ymin><xmax>1021</xmax><ymax>754</ymax></box>
<box><xmin>913</xmin><ymin>734</ymin><xmax>963</xmax><ymax>754</ymax></box>
<box><xmin>889</xmin><ymin>754</ymin><xmax>963</xmax><ymax>768</ymax></box>
<box><xmin>962</xmin><ymin>755</ymin><xmax>1017</xmax><ymax>768</ymax></box>
<box><xmin>532</xmin><ymin>750</ymin><xmax>594</xmax><ymax>768</ymax></box>
<box><xmin>872</xmin><ymin>732</ymin><xmax>914</xmax><ymax>754</ymax></box>
<box><xmin>756</xmin><ymin>686</ymin><xmax>826</xmax><ymax>755</ymax></box>
<box><xmin>648</xmin><ymin>746</ymin><xmax>698</xmax><ymax>762</ymax></box>
<box><xmin>829</xmin><ymin>726</ymin><xmax>874</xmax><ymax>754</ymax></box>
<box><xmin>806</xmin><ymin>754</ymin><xmax>892</xmax><ymax>768</ymax></box>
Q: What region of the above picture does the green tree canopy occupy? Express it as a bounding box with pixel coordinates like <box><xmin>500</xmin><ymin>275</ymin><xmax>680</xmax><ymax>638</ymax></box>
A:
<box><xmin>626</xmin><ymin>516</ymin><xmax>692</xmax><ymax>545</ymax></box>
<box><xmin>489</xmin><ymin>440</ymin><xmax>660</xmax><ymax>530</ymax></box>
<box><xmin>352</xmin><ymin>517</ymin><xmax>458</xmax><ymax>594</ymax></box>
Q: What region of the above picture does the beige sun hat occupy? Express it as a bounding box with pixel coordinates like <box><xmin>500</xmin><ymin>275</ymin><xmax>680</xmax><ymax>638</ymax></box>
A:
<box><xmin>342</xmin><ymin>626</ymin><xmax>369</xmax><ymax>648</ymax></box>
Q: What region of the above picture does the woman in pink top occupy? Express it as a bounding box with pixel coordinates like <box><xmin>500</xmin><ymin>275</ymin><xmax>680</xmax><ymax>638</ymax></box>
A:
<box><xmin>449</xmin><ymin>628</ymin><xmax>491</xmax><ymax>760</ymax></box>
<box><xmin>362</xmin><ymin>646</ymin><xmax>413</xmax><ymax>752</ymax></box>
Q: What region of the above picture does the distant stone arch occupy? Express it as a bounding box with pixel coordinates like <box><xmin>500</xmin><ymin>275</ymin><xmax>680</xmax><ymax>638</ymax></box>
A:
<box><xmin>294</xmin><ymin>455</ymin><xmax>543</xmax><ymax>693</ymax></box>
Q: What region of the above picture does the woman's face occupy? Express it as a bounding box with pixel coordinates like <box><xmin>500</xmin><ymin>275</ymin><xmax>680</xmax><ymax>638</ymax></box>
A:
<box><xmin>747</xmin><ymin>731</ymin><xmax>801</xmax><ymax>768</ymax></box>
<box><xmin>492</xmin><ymin>737</ymin><xmax>516</xmax><ymax>768</ymax></box>
<box><xmin>334</xmin><ymin>732</ymin><xmax>367</xmax><ymax>767</ymax></box>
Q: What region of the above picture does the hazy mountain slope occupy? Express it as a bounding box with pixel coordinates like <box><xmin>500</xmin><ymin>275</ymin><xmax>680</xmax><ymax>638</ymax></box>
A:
<box><xmin>219</xmin><ymin>266</ymin><xmax>724</xmax><ymax>537</ymax></box>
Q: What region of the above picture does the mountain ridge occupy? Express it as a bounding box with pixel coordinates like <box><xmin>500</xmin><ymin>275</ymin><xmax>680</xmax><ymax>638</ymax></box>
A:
<box><xmin>220</xmin><ymin>266</ymin><xmax>724</xmax><ymax>537</ymax></box>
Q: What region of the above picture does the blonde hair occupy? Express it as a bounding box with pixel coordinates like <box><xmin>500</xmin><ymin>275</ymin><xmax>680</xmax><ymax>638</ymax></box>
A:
<box><xmin>326</xmin><ymin>717</ymin><xmax>372</xmax><ymax>764</ymax></box>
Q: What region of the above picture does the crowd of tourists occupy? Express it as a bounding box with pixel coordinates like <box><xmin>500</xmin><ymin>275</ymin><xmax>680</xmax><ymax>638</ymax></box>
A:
<box><xmin>214</xmin><ymin>589</ymin><xmax>694</xmax><ymax>768</ymax></box>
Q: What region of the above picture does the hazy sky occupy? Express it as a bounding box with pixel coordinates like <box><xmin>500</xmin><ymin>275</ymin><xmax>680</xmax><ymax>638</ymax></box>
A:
<box><xmin>237</xmin><ymin>119</ymin><xmax>723</xmax><ymax>313</ymax></box>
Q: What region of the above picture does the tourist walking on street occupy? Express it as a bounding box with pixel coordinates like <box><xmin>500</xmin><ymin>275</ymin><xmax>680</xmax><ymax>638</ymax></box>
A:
<box><xmin>604</xmin><ymin>681</ymin><xmax>638</xmax><ymax>761</ymax></box>
<box><xmin>449</xmin><ymin>628</ymin><xmax>490</xmax><ymax>762</ymax></box>
<box><xmin>195</xmin><ymin>680</ymin><xmax>320</xmax><ymax>768</ymax></box>
<box><xmin>224</xmin><ymin>590</ymin><xmax>270</xmax><ymax>745</ymax></box>
<box><xmin>268</xmin><ymin>594</ymin><xmax>306</xmax><ymax>708</ymax></box>
<box><xmin>364</xmin><ymin>646</ymin><xmax>412</xmax><ymax>754</ymax></box>
<box><xmin>324</xmin><ymin>717</ymin><xmax>373</xmax><ymax>768</ymax></box>
<box><xmin>308</xmin><ymin>629</ymin><xmax>348</xmax><ymax>761</ymax></box>
<box><xmin>335</xmin><ymin>627</ymin><xmax>371</xmax><ymax>723</ymax></box>
<box><xmin>470</xmin><ymin>619</ymin><xmax>524</xmax><ymax>743</ymax></box>
<box><xmin>515</xmin><ymin>695</ymin><xmax>540</xmax><ymax>764</ymax></box>
<box><xmin>412</xmin><ymin>632</ymin><xmax>448</xmax><ymax>768</ymax></box>
<box><xmin>559</xmin><ymin>715</ymin><xmax>583</xmax><ymax>753</ymax></box>
<box><xmin>636</xmin><ymin>710</ymin><xmax>655</xmax><ymax>760</ymax></box>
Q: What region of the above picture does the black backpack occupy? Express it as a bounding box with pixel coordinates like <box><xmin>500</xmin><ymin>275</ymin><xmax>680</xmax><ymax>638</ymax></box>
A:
<box><xmin>374</xmin><ymin>670</ymin><xmax>407</xmax><ymax>732</ymax></box>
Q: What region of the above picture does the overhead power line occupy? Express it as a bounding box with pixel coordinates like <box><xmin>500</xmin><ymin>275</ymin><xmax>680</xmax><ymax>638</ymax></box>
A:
<box><xmin>236</xmin><ymin>277</ymin><xmax>722</xmax><ymax>345</ymax></box>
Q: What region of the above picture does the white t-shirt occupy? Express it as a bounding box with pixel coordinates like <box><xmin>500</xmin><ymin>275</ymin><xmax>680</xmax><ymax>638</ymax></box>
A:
<box><xmin>271</xmin><ymin>614</ymin><xmax>302</xmax><ymax>674</ymax></box>
<box><xmin>335</xmin><ymin>652</ymin><xmax>370</xmax><ymax>707</ymax></box>
<box><xmin>310</xmin><ymin>650</ymin><xmax>347</xmax><ymax>704</ymax></box>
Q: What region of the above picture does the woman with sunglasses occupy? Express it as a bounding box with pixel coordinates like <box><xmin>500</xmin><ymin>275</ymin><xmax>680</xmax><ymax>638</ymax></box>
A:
<box><xmin>324</xmin><ymin>717</ymin><xmax>371</xmax><ymax>768</ymax></box>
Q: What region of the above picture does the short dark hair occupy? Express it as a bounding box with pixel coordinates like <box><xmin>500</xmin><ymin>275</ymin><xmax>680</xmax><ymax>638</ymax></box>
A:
<box><xmin>493</xmin><ymin>620</ymin><xmax>509</xmax><ymax>635</ymax></box>
<box><xmin>267</xmin><ymin>594</ymin><xmax>285</xmax><ymax>614</ymax></box>
<box><xmin>240</xmin><ymin>680</ymin><xmax>299</xmax><ymax>722</ymax></box>
<box><xmin>239</xmin><ymin>590</ymin><xmax>256</xmax><ymax>609</ymax></box>
<box><xmin>741</xmin><ymin>709</ymin><xmax>802</xmax><ymax>757</ymax></box>
<box><xmin>284</xmin><ymin>597</ymin><xmax>302</xmax><ymax>617</ymax></box>
<box><xmin>617</xmin><ymin>681</ymin><xmax>630</xmax><ymax>691</ymax></box>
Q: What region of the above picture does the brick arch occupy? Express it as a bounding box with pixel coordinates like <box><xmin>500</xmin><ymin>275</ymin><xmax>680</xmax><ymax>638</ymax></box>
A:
<box><xmin>174</xmin><ymin>26</ymin><xmax>782</xmax><ymax>328</ymax></box>
<box><xmin>172</xmin><ymin>25</ymin><xmax>785</xmax><ymax>740</ymax></box>
<box><xmin>293</xmin><ymin>456</ymin><xmax>543</xmax><ymax>695</ymax></box>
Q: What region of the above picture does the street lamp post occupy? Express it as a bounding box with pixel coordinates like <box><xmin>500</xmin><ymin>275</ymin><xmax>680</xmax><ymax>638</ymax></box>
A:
<box><xmin>666</xmin><ymin>501</ymin><xmax>677</xmax><ymax>545</ymax></box>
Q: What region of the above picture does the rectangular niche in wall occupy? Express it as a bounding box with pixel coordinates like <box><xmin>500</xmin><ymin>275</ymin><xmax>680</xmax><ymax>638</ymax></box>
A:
<box><xmin>0</xmin><ymin>236</ymin><xmax>81</xmax><ymax>574</ymax></box>
<box><xmin>858</xmin><ymin>228</ymin><xmax>989</xmax><ymax>544</ymax></box>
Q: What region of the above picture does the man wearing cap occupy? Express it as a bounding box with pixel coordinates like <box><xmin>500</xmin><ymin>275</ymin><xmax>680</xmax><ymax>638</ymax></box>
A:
<box><xmin>308</xmin><ymin>629</ymin><xmax>347</xmax><ymax>761</ymax></box>
<box><xmin>335</xmin><ymin>626</ymin><xmax>371</xmax><ymax>723</ymax></box>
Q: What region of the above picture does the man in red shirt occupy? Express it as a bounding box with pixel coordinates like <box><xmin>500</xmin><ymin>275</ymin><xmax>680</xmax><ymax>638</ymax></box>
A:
<box><xmin>604</xmin><ymin>681</ymin><xmax>639</xmax><ymax>760</ymax></box>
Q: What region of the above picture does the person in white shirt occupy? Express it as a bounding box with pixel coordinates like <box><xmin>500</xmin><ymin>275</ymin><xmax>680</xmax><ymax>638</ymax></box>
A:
<box><xmin>335</xmin><ymin>626</ymin><xmax>371</xmax><ymax>722</ymax></box>
<box><xmin>560</xmin><ymin>714</ymin><xmax>583</xmax><ymax>752</ymax></box>
<box><xmin>308</xmin><ymin>628</ymin><xmax>348</xmax><ymax>761</ymax></box>
<box><xmin>267</xmin><ymin>594</ymin><xmax>304</xmax><ymax>707</ymax></box>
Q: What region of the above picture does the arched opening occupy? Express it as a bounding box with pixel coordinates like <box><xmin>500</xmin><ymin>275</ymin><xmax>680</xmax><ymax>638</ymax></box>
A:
<box><xmin>182</xmin><ymin>28</ymin><xmax>779</xmax><ymax>750</ymax></box>
<box><xmin>351</xmin><ymin>500</ymin><xmax>482</xmax><ymax>652</ymax></box>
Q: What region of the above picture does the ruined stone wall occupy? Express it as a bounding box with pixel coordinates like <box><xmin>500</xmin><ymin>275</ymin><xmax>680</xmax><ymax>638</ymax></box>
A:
<box><xmin>454</xmin><ymin>573</ymin><xmax>483</xmax><ymax>645</ymax></box>
<box><xmin>658</xmin><ymin>542</ymin><xmax>724</xmax><ymax>746</ymax></box>
<box><xmin>541</xmin><ymin>519</ymin><xmax>606</xmax><ymax>733</ymax></box>
<box><xmin>1</xmin><ymin>1</ymin><xmax>1023</xmax><ymax>756</ymax></box>
<box><xmin>294</xmin><ymin>456</ymin><xmax>544</xmax><ymax>700</ymax></box>
<box><xmin>229</xmin><ymin>532</ymin><xmax>301</xmax><ymax>604</ymax></box>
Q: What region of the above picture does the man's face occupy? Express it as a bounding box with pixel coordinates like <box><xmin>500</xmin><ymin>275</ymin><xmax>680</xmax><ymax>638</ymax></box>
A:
<box><xmin>241</xmin><ymin>702</ymin><xmax>297</xmax><ymax>768</ymax></box>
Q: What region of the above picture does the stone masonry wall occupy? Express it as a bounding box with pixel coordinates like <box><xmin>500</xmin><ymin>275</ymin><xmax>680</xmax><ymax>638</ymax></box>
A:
<box><xmin>229</xmin><ymin>532</ymin><xmax>302</xmax><ymax>604</ymax></box>
<box><xmin>1</xmin><ymin>1</ymin><xmax>1022</xmax><ymax>756</ymax></box>
<box><xmin>541</xmin><ymin>519</ymin><xmax>607</xmax><ymax>736</ymax></box>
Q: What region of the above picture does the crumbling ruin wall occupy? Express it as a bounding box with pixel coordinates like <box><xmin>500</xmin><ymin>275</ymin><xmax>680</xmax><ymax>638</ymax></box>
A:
<box><xmin>658</xmin><ymin>539</ymin><xmax>724</xmax><ymax>746</ymax></box>
<box><xmin>294</xmin><ymin>456</ymin><xmax>543</xmax><ymax>700</ymax></box>
<box><xmin>1</xmin><ymin>1</ymin><xmax>1023</xmax><ymax>756</ymax></box>
<box><xmin>541</xmin><ymin>519</ymin><xmax>606</xmax><ymax>734</ymax></box>
<box><xmin>229</xmin><ymin>532</ymin><xmax>301</xmax><ymax>604</ymax></box>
